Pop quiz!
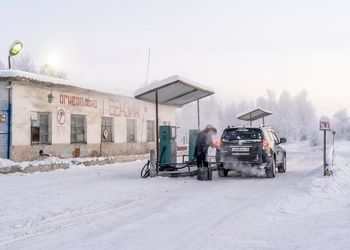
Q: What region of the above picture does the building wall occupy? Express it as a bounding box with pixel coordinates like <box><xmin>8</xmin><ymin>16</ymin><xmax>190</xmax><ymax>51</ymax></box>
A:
<box><xmin>10</xmin><ymin>81</ymin><xmax>176</xmax><ymax>161</ymax></box>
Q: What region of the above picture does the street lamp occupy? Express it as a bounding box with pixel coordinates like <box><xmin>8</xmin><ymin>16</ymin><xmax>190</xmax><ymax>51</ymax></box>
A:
<box><xmin>8</xmin><ymin>40</ymin><xmax>23</xmax><ymax>69</ymax></box>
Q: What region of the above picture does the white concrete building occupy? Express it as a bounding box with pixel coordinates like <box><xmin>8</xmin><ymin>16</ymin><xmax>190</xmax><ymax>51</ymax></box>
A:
<box><xmin>0</xmin><ymin>71</ymin><xmax>176</xmax><ymax>161</ymax></box>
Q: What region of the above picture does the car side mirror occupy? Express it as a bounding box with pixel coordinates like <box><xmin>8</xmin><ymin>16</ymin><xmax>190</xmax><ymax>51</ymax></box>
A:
<box><xmin>279</xmin><ymin>138</ymin><xmax>287</xmax><ymax>144</ymax></box>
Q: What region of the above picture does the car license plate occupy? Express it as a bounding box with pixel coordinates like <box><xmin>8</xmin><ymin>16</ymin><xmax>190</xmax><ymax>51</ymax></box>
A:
<box><xmin>232</xmin><ymin>147</ymin><xmax>250</xmax><ymax>152</ymax></box>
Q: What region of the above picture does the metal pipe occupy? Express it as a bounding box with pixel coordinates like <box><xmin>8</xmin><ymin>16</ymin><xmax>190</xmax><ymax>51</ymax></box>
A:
<box><xmin>197</xmin><ymin>99</ymin><xmax>200</xmax><ymax>130</ymax></box>
<box><xmin>145</xmin><ymin>49</ymin><xmax>151</xmax><ymax>85</ymax></box>
<box><xmin>323</xmin><ymin>130</ymin><xmax>327</xmax><ymax>176</ymax></box>
<box><xmin>7</xmin><ymin>56</ymin><xmax>12</xmax><ymax>159</ymax></box>
<box><xmin>7</xmin><ymin>83</ymin><xmax>12</xmax><ymax>159</ymax></box>
<box><xmin>8</xmin><ymin>56</ymin><xmax>11</xmax><ymax>69</ymax></box>
<box><xmin>155</xmin><ymin>90</ymin><xmax>159</xmax><ymax>174</ymax></box>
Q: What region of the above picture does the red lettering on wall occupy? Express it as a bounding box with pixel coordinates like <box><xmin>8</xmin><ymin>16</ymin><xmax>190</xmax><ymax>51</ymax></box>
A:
<box><xmin>109</xmin><ymin>99</ymin><xmax>139</xmax><ymax>118</ymax></box>
<box><xmin>59</xmin><ymin>94</ymin><xmax>98</xmax><ymax>109</ymax></box>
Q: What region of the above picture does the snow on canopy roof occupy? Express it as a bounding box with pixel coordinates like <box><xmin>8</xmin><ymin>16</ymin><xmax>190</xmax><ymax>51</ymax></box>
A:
<box><xmin>0</xmin><ymin>70</ymin><xmax>133</xmax><ymax>97</ymax></box>
<box><xmin>134</xmin><ymin>75</ymin><xmax>214</xmax><ymax>106</ymax></box>
<box><xmin>236</xmin><ymin>108</ymin><xmax>272</xmax><ymax>121</ymax></box>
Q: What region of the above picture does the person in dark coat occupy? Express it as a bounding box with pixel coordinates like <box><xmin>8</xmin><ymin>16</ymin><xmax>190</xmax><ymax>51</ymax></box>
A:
<box><xmin>195</xmin><ymin>125</ymin><xmax>218</xmax><ymax>168</ymax></box>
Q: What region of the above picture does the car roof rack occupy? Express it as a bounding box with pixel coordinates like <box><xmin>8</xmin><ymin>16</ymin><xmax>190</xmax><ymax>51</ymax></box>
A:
<box><xmin>236</xmin><ymin>108</ymin><xmax>272</xmax><ymax>126</ymax></box>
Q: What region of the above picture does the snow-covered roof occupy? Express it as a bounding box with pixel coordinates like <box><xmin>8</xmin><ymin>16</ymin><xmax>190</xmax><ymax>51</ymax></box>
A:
<box><xmin>0</xmin><ymin>70</ymin><xmax>133</xmax><ymax>97</ymax></box>
<box><xmin>134</xmin><ymin>75</ymin><xmax>214</xmax><ymax>106</ymax></box>
<box><xmin>236</xmin><ymin>108</ymin><xmax>272</xmax><ymax>121</ymax></box>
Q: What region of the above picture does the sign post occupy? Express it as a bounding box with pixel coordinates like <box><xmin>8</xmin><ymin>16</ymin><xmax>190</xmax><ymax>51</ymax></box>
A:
<box><xmin>320</xmin><ymin>119</ymin><xmax>330</xmax><ymax>176</ymax></box>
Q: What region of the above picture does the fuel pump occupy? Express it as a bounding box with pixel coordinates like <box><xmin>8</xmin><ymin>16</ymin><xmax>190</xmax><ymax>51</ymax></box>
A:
<box><xmin>159</xmin><ymin>125</ymin><xmax>177</xmax><ymax>167</ymax></box>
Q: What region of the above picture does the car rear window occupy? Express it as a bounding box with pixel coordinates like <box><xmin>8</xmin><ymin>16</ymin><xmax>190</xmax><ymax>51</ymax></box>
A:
<box><xmin>222</xmin><ymin>128</ymin><xmax>263</xmax><ymax>141</ymax></box>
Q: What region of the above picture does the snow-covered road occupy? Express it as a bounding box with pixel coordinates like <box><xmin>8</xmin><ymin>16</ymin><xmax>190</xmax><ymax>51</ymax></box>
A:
<box><xmin>1</xmin><ymin>143</ymin><xmax>350</xmax><ymax>250</ymax></box>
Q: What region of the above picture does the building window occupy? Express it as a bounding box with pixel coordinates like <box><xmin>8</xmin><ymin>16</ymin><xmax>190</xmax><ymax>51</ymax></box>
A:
<box><xmin>71</xmin><ymin>115</ymin><xmax>86</xmax><ymax>143</ymax></box>
<box><xmin>31</xmin><ymin>112</ymin><xmax>51</xmax><ymax>144</ymax></box>
<box><xmin>127</xmin><ymin>119</ymin><xmax>137</xmax><ymax>142</ymax></box>
<box><xmin>147</xmin><ymin>120</ymin><xmax>155</xmax><ymax>142</ymax></box>
<box><xmin>102</xmin><ymin>117</ymin><xmax>113</xmax><ymax>142</ymax></box>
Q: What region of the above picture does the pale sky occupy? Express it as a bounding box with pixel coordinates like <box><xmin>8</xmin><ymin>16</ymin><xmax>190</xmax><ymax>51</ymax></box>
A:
<box><xmin>1</xmin><ymin>0</ymin><xmax>350</xmax><ymax>116</ymax></box>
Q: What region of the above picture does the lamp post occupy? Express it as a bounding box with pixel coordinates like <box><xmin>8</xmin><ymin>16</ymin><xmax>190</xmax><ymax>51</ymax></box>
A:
<box><xmin>6</xmin><ymin>40</ymin><xmax>23</xmax><ymax>159</ymax></box>
<box><xmin>8</xmin><ymin>40</ymin><xmax>23</xmax><ymax>69</ymax></box>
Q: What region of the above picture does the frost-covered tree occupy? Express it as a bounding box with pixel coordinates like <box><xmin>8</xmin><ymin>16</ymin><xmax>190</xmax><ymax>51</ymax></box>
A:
<box><xmin>176</xmin><ymin>89</ymin><xmax>318</xmax><ymax>145</ymax></box>
<box><xmin>332</xmin><ymin>108</ymin><xmax>350</xmax><ymax>140</ymax></box>
<box><xmin>6</xmin><ymin>54</ymin><xmax>68</xmax><ymax>79</ymax></box>
<box><xmin>294</xmin><ymin>90</ymin><xmax>317</xmax><ymax>141</ymax></box>
<box><xmin>276</xmin><ymin>90</ymin><xmax>295</xmax><ymax>139</ymax></box>
<box><xmin>39</xmin><ymin>64</ymin><xmax>67</xmax><ymax>79</ymax></box>
<box><xmin>256</xmin><ymin>89</ymin><xmax>279</xmax><ymax>128</ymax></box>
<box><xmin>0</xmin><ymin>61</ymin><xmax>5</xmax><ymax>69</ymax></box>
<box><xmin>11</xmin><ymin>53</ymin><xmax>37</xmax><ymax>73</ymax></box>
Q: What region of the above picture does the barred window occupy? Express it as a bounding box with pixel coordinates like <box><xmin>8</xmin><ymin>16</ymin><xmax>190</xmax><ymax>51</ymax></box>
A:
<box><xmin>71</xmin><ymin>115</ymin><xmax>86</xmax><ymax>143</ymax></box>
<box><xmin>31</xmin><ymin>113</ymin><xmax>51</xmax><ymax>144</ymax></box>
<box><xmin>127</xmin><ymin>119</ymin><xmax>137</xmax><ymax>142</ymax></box>
<box><xmin>146</xmin><ymin>120</ymin><xmax>155</xmax><ymax>142</ymax></box>
<box><xmin>102</xmin><ymin>117</ymin><xmax>113</xmax><ymax>142</ymax></box>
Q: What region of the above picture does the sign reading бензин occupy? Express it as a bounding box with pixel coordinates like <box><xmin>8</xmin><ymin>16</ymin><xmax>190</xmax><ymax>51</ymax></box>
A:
<box><xmin>109</xmin><ymin>99</ymin><xmax>139</xmax><ymax>118</ymax></box>
<box><xmin>60</xmin><ymin>94</ymin><xmax>97</xmax><ymax>109</ymax></box>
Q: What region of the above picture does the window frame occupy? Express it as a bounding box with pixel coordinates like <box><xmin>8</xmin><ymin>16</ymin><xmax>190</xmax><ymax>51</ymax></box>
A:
<box><xmin>146</xmin><ymin>120</ymin><xmax>155</xmax><ymax>142</ymax></box>
<box><xmin>31</xmin><ymin>112</ymin><xmax>51</xmax><ymax>145</ymax></box>
<box><xmin>70</xmin><ymin>114</ymin><xmax>87</xmax><ymax>144</ymax></box>
<box><xmin>101</xmin><ymin>117</ymin><xmax>114</xmax><ymax>142</ymax></box>
<box><xmin>127</xmin><ymin>119</ymin><xmax>137</xmax><ymax>143</ymax></box>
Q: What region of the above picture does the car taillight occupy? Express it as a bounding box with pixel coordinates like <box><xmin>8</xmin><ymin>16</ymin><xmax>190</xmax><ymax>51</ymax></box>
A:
<box><xmin>261</xmin><ymin>139</ymin><xmax>269</xmax><ymax>150</ymax></box>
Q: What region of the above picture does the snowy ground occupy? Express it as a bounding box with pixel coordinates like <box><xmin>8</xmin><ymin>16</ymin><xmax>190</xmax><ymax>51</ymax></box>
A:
<box><xmin>1</xmin><ymin>142</ymin><xmax>350</xmax><ymax>250</ymax></box>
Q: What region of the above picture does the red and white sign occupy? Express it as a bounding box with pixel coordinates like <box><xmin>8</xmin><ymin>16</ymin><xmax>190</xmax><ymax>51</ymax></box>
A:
<box><xmin>57</xmin><ymin>108</ymin><xmax>66</xmax><ymax>126</ymax></box>
<box><xmin>320</xmin><ymin>121</ymin><xmax>330</xmax><ymax>130</ymax></box>
<box><xmin>103</xmin><ymin>129</ymin><xmax>109</xmax><ymax>140</ymax></box>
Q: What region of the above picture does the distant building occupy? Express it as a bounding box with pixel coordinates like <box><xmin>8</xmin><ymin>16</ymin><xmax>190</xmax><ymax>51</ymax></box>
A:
<box><xmin>0</xmin><ymin>71</ymin><xmax>175</xmax><ymax>161</ymax></box>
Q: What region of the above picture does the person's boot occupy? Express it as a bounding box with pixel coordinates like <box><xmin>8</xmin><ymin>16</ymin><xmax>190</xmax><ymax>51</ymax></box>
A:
<box><xmin>197</xmin><ymin>167</ymin><xmax>208</xmax><ymax>180</ymax></box>
<box><xmin>208</xmin><ymin>167</ymin><xmax>212</xmax><ymax>180</ymax></box>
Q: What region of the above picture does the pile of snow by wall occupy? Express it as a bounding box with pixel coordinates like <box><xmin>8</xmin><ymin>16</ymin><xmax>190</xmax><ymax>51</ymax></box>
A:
<box><xmin>0</xmin><ymin>154</ymin><xmax>148</xmax><ymax>174</ymax></box>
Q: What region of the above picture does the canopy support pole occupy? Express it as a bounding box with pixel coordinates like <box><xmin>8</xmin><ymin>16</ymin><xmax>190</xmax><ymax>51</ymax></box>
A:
<box><xmin>197</xmin><ymin>99</ymin><xmax>200</xmax><ymax>130</ymax></box>
<box><xmin>155</xmin><ymin>90</ymin><xmax>160</xmax><ymax>174</ymax></box>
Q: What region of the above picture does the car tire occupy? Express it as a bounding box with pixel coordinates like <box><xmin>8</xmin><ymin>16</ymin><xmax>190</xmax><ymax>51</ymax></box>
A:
<box><xmin>266</xmin><ymin>157</ymin><xmax>276</xmax><ymax>178</ymax></box>
<box><xmin>278</xmin><ymin>155</ymin><xmax>287</xmax><ymax>173</ymax></box>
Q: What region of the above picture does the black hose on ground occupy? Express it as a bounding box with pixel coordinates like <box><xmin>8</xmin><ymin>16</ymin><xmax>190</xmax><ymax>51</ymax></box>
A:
<box><xmin>140</xmin><ymin>159</ymin><xmax>197</xmax><ymax>178</ymax></box>
<box><xmin>141</xmin><ymin>160</ymin><xmax>151</xmax><ymax>178</ymax></box>
<box><xmin>141</xmin><ymin>145</ymin><xmax>199</xmax><ymax>178</ymax></box>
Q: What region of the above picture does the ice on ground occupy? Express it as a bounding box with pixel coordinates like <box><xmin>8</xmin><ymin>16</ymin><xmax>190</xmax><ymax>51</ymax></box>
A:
<box><xmin>1</xmin><ymin>142</ymin><xmax>350</xmax><ymax>250</ymax></box>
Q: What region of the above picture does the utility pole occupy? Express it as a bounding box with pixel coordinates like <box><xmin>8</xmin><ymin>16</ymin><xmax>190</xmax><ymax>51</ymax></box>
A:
<box><xmin>145</xmin><ymin>49</ymin><xmax>151</xmax><ymax>85</ymax></box>
<box><xmin>323</xmin><ymin>129</ymin><xmax>327</xmax><ymax>176</ymax></box>
<box><xmin>197</xmin><ymin>99</ymin><xmax>200</xmax><ymax>130</ymax></box>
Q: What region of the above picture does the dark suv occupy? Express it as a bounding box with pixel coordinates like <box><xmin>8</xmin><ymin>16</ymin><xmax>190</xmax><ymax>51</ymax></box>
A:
<box><xmin>216</xmin><ymin>126</ymin><xmax>287</xmax><ymax>178</ymax></box>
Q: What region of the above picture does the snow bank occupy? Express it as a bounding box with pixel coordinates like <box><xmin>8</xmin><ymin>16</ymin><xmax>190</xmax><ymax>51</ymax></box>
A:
<box><xmin>310</xmin><ymin>142</ymin><xmax>350</xmax><ymax>199</ymax></box>
<box><xmin>0</xmin><ymin>158</ymin><xmax>16</xmax><ymax>168</ymax></box>
<box><xmin>281</xmin><ymin>141</ymin><xmax>350</xmax><ymax>216</ymax></box>
<box><xmin>283</xmin><ymin>141</ymin><xmax>320</xmax><ymax>153</ymax></box>
<box><xmin>0</xmin><ymin>154</ymin><xmax>149</xmax><ymax>174</ymax></box>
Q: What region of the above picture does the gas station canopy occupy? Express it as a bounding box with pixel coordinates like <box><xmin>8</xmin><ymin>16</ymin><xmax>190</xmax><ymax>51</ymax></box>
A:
<box><xmin>134</xmin><ymin>75</ymin><xmax>214</xmax><ymax>106</ymax></box>
<box><xmin>237</xmin><ymin>108</ymin><xmax>272</xmax><ymax>123</ymax></box>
